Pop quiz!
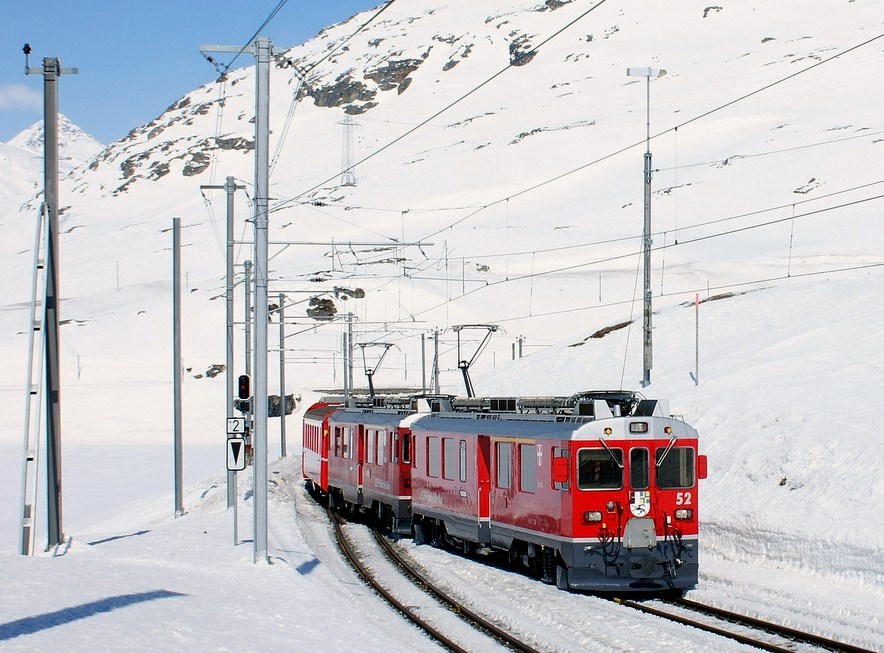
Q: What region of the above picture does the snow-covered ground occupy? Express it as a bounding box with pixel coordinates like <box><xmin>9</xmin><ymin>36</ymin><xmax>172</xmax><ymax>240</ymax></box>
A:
<box><xmin>2</xmin><ymin>451</ymin><xmax>880</xmax><ymax>652</ymax></box>
<box><xmin>2</xmin><ymin>0</ymin><xmax>883</xmax><ymax>650</ymax></box>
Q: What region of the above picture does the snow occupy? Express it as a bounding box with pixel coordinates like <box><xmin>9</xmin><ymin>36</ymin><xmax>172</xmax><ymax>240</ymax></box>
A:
<box><xmin>1</xmin><ymin>0</ymin><xmax>884</xmax><ymax>651</ymax></box>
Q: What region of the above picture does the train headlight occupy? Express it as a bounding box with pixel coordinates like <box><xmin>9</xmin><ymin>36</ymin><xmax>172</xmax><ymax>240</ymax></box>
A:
<box><xmin>675</xmin><ymin>509</ymin><xmax>692</xmax><ymax>520</ymax></box>
<box><xmin>583</xmin><ymin>511</ymin><xmax>603</xmax><ymax>523</ymax></box>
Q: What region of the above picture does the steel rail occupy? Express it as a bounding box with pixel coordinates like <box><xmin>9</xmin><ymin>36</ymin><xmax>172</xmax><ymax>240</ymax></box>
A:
<box><xmin>671</xmin><ymin>597</ymin><xmax>878</xmax><ymax>653</ymax></box>
<box><xmin>371</xmin><ymin>528</ymin><xmax>544</xmax><ymax>653</ymax></box>
<box><xmin>328</xmin><ymin>508</ymin><xmax>486</xmax><ymax>653</ymax></box>
<box><xmin>616</xmin><ymin>596</ymin><xmax>876</xmax><ymax>653</ymax></box>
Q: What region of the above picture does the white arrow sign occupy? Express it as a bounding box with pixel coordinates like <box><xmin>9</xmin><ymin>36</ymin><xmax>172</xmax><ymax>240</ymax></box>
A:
<box><xmin>227</xmin><ymin>437</ymin><xmax>246</xmax><ymax>471</ymax></box>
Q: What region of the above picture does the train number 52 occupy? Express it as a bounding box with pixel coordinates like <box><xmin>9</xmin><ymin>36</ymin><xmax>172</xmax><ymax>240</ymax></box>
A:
<box><xmin>675</xmin><ymin>491</ymin><xmax>693</xmax><ymax>505</ymax></box>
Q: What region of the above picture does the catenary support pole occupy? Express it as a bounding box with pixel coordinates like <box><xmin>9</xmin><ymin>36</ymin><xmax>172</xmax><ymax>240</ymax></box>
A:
<box><xmin>433</xmin><ymin>328</ymin><xmax>440</xmax><ymax>394</ymax></box>
<box><xmin>200</xmin><ymin>36</ymin><xmax>274</xmax><ymax>564</ymax></box>
<box><xmin>200</xmin><ymin>176</ymin><xmax>244</xmax><ymax>510</ymax></box>
<box><xmin>278</xmin><ymin>293</ymin><xmax>286</xmax><ymax>457</ymax></box>
<box><xmin>251</xmin><ymin>36</ymin><xmax>272</xmax><ymax>564</ymax></box>
<box><xmin>26</xmin><ymin>55</ymin><xmax>77</xmax><ymax>549</ymax></box>
<box><xmin>173</xmin><ymin>218</ymin><xmax>184</xmax><ymax>516</ymax></box>
<box><xmin>347</xmin><ymin>313</ymin><xmax>354</xmax><ymax>401</ymax></box>
<box><xmin>421</xmin><ymin>332</ymin><xmax>426</xmax><ymax>394</ymax></box>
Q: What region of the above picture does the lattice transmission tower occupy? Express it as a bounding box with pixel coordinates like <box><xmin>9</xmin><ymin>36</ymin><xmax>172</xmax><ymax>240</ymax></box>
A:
<box><xmin>338</xmin><ymin>116</ymin><xmax>358</xmax><ymax>187</ymax></box>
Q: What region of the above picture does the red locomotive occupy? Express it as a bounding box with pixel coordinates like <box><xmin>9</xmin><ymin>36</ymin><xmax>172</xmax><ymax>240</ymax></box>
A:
<box><xmin>302</xmin><ymin>390</ymin><xmax>707</xmax><ymax>593</ymax></box>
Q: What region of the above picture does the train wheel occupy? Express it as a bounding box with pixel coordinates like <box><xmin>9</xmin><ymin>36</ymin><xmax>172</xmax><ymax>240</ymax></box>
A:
<box><xmin>540</xmin><ymin>547</ymin><xmax>557</xmax><ymax>584</ymax></box>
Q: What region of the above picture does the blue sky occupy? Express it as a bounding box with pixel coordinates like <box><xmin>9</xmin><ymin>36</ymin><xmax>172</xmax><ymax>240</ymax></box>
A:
<box><xmin>0</xmin><ymin>1</ymin><xmax>382</xmax><ymax>144</ymax></box>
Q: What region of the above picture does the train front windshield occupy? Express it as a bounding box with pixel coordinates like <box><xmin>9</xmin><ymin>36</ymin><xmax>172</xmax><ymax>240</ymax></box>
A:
<box><xmin>577</xmin><ymin>449</ymin><xmax>623</xmax><ymax>490</ymax></box>
<box><xmin>655</xmin><ymin>447</ymin><xmax>695</xmax><ymax>488</ymax></box>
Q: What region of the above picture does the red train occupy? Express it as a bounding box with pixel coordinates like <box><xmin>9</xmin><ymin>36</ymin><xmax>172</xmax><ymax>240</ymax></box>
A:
<box><xmin>302</xmin><ymin>390</ymin><xmax>707</xmax><ymax>593</ymax></box>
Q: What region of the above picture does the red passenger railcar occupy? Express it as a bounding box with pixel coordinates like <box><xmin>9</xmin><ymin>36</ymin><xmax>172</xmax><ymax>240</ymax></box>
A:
<box><xmin>408</xmin><ymin>392</ymin><xmax>707</xmax><ymax>593</ymax></box>
<box><xmin>303</xmin><ymin>394</ymin><xmax>453</xmax><ymax>535</ymax></box>
<box><xmin>302</xmin><ymin>399</ymin><xmax>341</xmax><ymax>493</ymax></box>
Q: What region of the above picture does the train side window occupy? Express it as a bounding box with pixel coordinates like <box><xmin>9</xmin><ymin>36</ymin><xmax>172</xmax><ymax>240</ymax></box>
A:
<box><xmin>519</xmin><ymin>444</ymin><xmax>536</xmax><ymax>493</ymax></box>
<box><xmin>377</xmin><ymin>429</ymin><xmax>386</xmax><ymax>465</ymax></box>
<box><xmin>367</xmin><ymin>429</ymin><xmax>375</xmax><ymax>465</ymax></box>
<box><xmin>334</xmin><ymin>427</ymin><xmax>342</xmax><ymax>458</ymax></box>
<box><xmin>346</xmin><ymin>428</ymin><xmax>354</xmax><ymax>460</ymax></box>
<box><xmin>630</xmin><ymin>448</ymin><xmax>649</xmax><ymax>490</ymax></box>
<box><xmin>655</xmin><ymin>447</ymin><xmax>695</xmax><ymax>488</ymax></box>
<box><xmin>496</xmin><ymin>442</ymin><xmax>512</xmax><ymax>489</ymax></box>
<box><xmin>577</xmin><ymin>448</ymin><xmax>623</xmax><ymax>490</ymax></box>
<box><xmin>459</xmin><ymin>440</ymin><xmax>467</xmax><ymax>482</ymax></box>
<box><xmin>392</xmin><ymin>432</ymin><xmax>399</xmax><ymax>464</ymax></box>
<box><xmin>428</xmin><ymin>436</ymin><xmax>440</xmax><ymax>478</ymax></box>
<box><xmin>402</xmin><ymin>433</ymin><xmax>411</xmax><ymax>464</ymax></box>
<box><xmin>443</xmin><ymin>438</ymin><xmax>457</xmax><ymax>480</ymax></box>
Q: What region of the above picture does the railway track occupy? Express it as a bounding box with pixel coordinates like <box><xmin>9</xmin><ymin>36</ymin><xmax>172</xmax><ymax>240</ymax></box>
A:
<box><xmin>617</xmin><ymin>595</ymin><xmax>877</xmax><ymax>653</ymax></box>
<box><xmin>326</xmin><ymin>505</ymin><xmax>875</xmax><ymax>653</ymax></box>
<box><xmin>329</xmin><ymin>508</ymin><xmax>544</xmax><ymax>653</ymax></box>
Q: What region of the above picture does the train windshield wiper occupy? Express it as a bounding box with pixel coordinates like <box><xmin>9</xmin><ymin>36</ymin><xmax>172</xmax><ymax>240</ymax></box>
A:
<box><xmin>599</xmin><ymin>438</ymin><xmax>623</xmax><ymax>468</ymax></box>
<box><xmin>655</xmin><ymin>435</ymin><xmax>677</xmax><ymax>467</ymax></box>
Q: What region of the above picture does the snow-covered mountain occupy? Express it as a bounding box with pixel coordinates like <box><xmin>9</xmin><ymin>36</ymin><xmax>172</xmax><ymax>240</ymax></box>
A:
<box><xmin>0</xmin><ymin>0</ymin><xmax>882</xmax><ymax>608</ymax></box>
<box><xmin>6</xmin><ymin>113</ymin><xmax>104</xmax><ymax>166</ymax></box>
<box><xmin>1</xmin><ymin>114</ymin><xmax>104</xmax><ymax>208</ymax></box>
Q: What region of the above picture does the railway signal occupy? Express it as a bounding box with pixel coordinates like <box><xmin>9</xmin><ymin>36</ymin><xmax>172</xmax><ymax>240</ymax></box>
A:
<box><xmin>237</xmin><ymin>374</ymin><xmax>251</xmax><ymax>399</ymax></box>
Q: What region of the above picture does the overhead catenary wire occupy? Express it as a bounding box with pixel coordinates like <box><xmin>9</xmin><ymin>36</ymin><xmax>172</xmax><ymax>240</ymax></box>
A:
<box><xmin>346</xmin><ymin>176</ymin><xmax>884</xmax><ymax>314</ymax></box>
<box><xmin>246</xmin><ymin>12</ymin><xmax>884</xmax><ymax>374</ymax></box>
<box><xmin>269</xmin><ymin>2</ymin><xmax>399</xmax><ymax>175</ymax></box>
<box><xmin>412</xmin><ymin>30</ymin><xmax>884</xmax><ymax>242</ymax></box>
<box><xmin>402</xmin><ymin>191</ymin><xmax>884</xmax><ymax>320</ymax></box>
<box><xmin>270</xmin><ymin>0</ymin><xmax>612</xmax><ymax>215</ymax></box>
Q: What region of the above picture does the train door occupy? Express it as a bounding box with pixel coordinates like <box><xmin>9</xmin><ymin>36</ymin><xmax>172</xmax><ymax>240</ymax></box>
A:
<box><xmin>357</xmin><ymin>424</ymin><xmax>365</xmax><ymax>491</ymax></box>
<box><xmin>477</xmin><ymin>435</ymin><xmax>491</xmax><ymax>538</ymax></box>
<box><xmin>320</xmin><ymin>424</ymin><xmax>329</xmax><ymax>489</ymax></box>
<box><xmin>489</xmin><ymin>438</ymin><xmax>515</xmax><ymax>524</ymax></box>
<box><xmin>398</xmin><ymin>427</ymin><xmax>412</xmax><ymax>492</ymax></box>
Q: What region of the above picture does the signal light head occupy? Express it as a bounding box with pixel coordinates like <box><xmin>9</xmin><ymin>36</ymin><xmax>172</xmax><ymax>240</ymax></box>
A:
<box><xmin>237</xmin><ymin>374</ymin><xmax>251</xmax><ymax>400</ymax></box>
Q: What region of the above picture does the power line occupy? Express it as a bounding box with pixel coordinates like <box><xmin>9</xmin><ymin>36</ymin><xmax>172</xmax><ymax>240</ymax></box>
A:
<box><xmin>270</xmin><ymin>0</ymin><xmax>611</xmax><ymax>215</ymax></box>
<box><xmin>270</xmin><ymin>2</ymin><xmax>398</xmax><ymax>176</ymax></box>
<box><xmin>221</xmin><ymin>0</ymin><xmax>289</xmax><ymax>73</ymax></box>
<box><xmin>489</xmin><ymin>261</ymin><xmax>884</xmax><ymax>325</ymax></box>
<box><xmin>404</xmin><ymin>191</ymin><xmax>884</xmax><ymax>318</ymax></box>
<box><xmin>414</xmin><ymin>30</ymin><xmax>884</xmax><ymax>242</ymax></box>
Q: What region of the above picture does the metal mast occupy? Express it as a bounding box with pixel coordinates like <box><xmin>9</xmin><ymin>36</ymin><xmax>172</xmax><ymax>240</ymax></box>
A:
<box><xmin>200</xmin><ymin>37</ymin><xmax>274</xmax><ymax>564</ymax></box>
<box><xmin>339</xmin><ymin>116</ymin><xmax>357</xmax><ymax>187</ymax></box>
<box><xmin>627</xmin><ymin>66</ymin><xmax>662</xmax><ymax>387</ymax></box>
<box><xmin>172</xmin><ymin>218</ymin><xmax>184</xmax><ymax>516</ymax></box>
<box><xmin>25</xmin><ymin>52</ymin><xmax>78</xmax><ymax>550</ymax></box>
<box><xmin>201</xmin><ymin>175</ymin><xmax>244</xmax><ymax>509</ymax></box>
